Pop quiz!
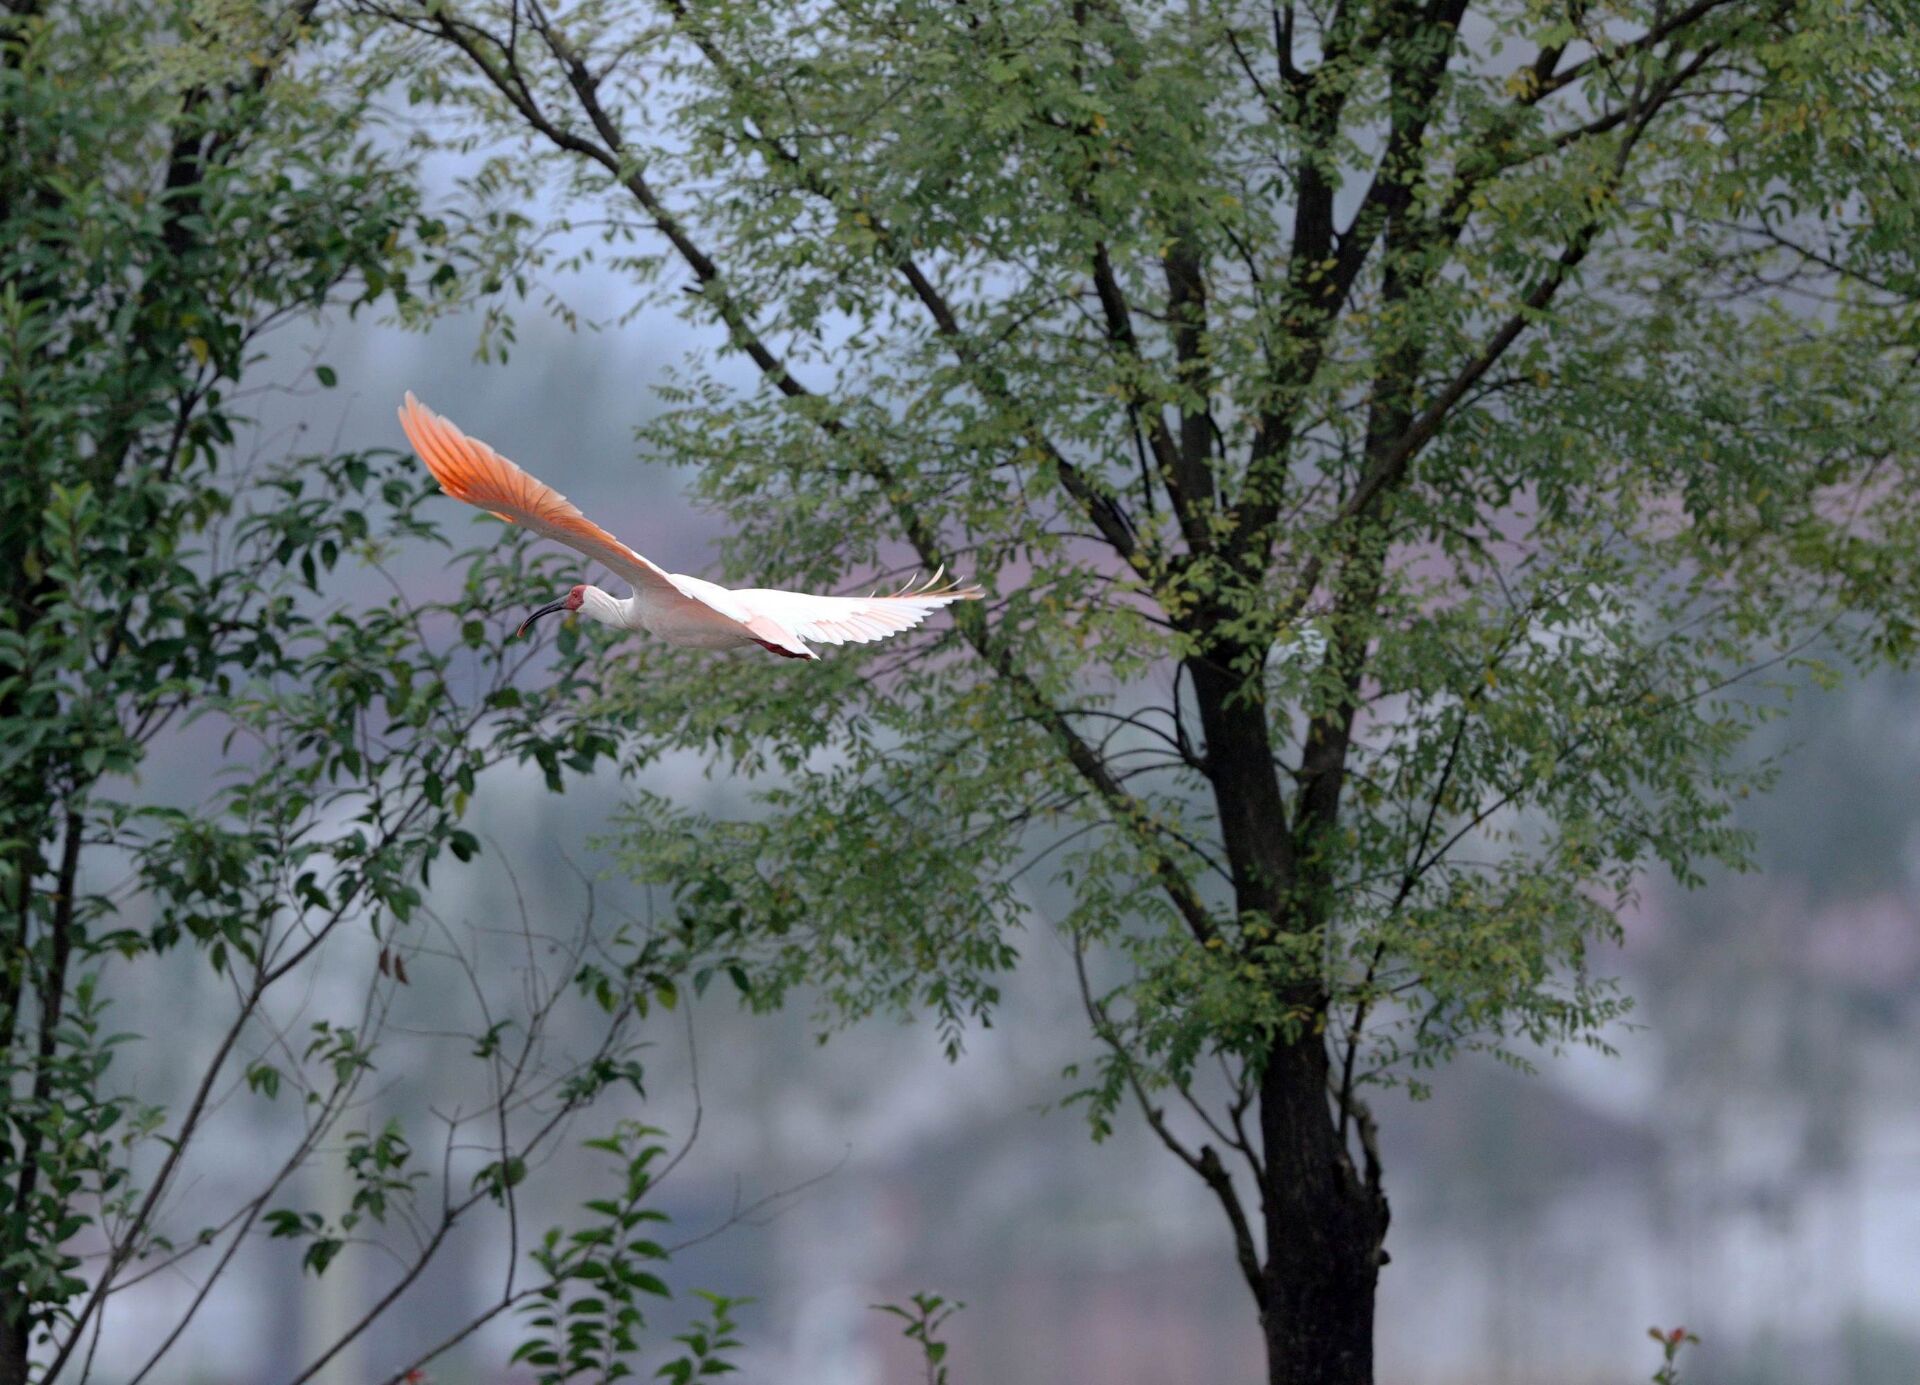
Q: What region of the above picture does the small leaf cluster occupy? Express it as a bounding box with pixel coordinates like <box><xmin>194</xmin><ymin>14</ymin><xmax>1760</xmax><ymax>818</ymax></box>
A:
<box><xmin>513</xmin><ymin>1123</ymin><xmax>681</xmax><ymax>1383</ymax></box>
<box><xmin>873</xmin><ymin>1292</ymin><xmax>963</xmax><ymax>1385</ymax></box>
<box><xmin>656</xmin><ymin>1292</ymin><xmax>747</xmax><ymax>1385</ymax></box>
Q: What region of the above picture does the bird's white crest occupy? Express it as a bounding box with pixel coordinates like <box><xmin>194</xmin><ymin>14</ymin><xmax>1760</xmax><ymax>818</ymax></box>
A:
<box><xmin>396</xmin><ymin>392</ymin><xmax>984</xmax><ymax>661</ymax></box>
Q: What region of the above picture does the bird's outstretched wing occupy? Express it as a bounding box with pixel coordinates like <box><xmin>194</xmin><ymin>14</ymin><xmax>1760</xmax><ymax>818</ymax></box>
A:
<box><xmin>733</xmin><ymin>569</ymin><xmax>984</xmax><ymax>647</ymax></box>
<box><xmin>398</xmin><ymin>392</ymin><xmax>697</xmax><ymax>608</ymax></box>
<box><xmin>398</xmin><ymin>393</ymin><xmax>981</xmax><ymax>661</ymax></box>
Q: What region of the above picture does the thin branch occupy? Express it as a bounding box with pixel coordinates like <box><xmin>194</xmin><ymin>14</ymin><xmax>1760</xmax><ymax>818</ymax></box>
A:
<box><xmin>1069</xmin><ymin>936</ymin><xmax>1265</xmax><ymax>1307</ymax></box>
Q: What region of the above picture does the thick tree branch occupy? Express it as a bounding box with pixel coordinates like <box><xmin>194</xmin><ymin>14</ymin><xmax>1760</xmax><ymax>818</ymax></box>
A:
<box><xmin>1164</xmin><ymin>236</ymin><xmax>1220</xmax><ymax>530</ymax></box>
<box><xmin>7</xmin><ymin>808</ymin><xmax>82</xmax><ymax>1243</ymax></box>
<box><xmin>1233</xmin><ymin>1</ymin><xmax>1745</xmax><ymax>561</ymax></box>
<box><xmin>1288</xmin><ymin>31</ymin><xmax>1463</xmax><ymax>808</ymax></box>
<box><xmin>1089</xmin><ymin>243</ymin><xmax>1213</xmax><ymax>552</ymax></box>
<box><xmin>1276</xmin><ymin>78</ymin><xmax>1673</xmax><ymax>632</ymax></box>
<box><xmin>1232</xmin><ymin>0</ymin><xmax>1469</xmax><ymax>556</ymax></box>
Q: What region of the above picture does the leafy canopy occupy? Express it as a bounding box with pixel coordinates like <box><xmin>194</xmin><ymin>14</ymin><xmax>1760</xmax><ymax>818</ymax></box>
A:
<box><xmin>376</xmin><ymin>0</ymin><xmax>1920</xmax><ymax>1130</ymax></box>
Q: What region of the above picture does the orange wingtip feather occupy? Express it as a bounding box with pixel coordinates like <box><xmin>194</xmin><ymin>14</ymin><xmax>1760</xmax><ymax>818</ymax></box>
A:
<box><xmin>402</xmin><ymin>395</ymin><xmax>645</xmax><ymax>556</ymax></box>
<box><xmin>402</xmin><ymin>397</ymin><xmax>487</xmax><ymax>496</ymax></box>
<box><xmin>398</xmin><ymin>394</ymin><xmax>486</xmax><ymax>506</ymax></box>
<box><xmin>404</xmin><ymin>395</ymin><xmax>556</xmax><ymax>524</ymax></box>
<box><xmin>398</xmin><ymin>394</ymin><xmax>685</xmax><ymax>604</ymax></box>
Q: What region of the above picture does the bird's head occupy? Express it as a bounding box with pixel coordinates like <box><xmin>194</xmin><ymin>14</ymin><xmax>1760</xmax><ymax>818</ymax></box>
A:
<box><xmin>516</xmin><ymin>584</ymin><xmax>587</xmax><ymax>639</ymax></box>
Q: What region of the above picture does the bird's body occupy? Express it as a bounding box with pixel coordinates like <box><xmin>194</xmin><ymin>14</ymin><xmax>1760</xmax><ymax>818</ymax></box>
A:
<box><xmin>396</xmin><ymin>393</ymin><xmax>982</xmax><ymax>659</ymax></box>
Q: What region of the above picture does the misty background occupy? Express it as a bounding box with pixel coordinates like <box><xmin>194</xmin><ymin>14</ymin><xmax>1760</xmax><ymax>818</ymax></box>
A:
<box><xmin>80</xmin><ymin>107</ymin><xmax>1920</xmax><ymax>1385</ymax></box>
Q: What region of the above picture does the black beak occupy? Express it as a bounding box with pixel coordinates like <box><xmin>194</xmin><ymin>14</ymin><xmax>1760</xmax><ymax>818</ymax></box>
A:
<box><xmin>516</xmin><ymin>599</ymin><xmax>572</xmax><ymax>639</ymax></box>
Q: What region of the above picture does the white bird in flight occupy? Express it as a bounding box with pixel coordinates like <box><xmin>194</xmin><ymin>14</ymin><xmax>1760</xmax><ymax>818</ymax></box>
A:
<box><xmin>397</xmin><ymin>393</ymin><xmax>982</xmax><ymax>660</ymax></box>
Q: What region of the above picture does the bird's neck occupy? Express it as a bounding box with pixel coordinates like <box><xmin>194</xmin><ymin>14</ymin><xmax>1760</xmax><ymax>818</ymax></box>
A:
<box><xmin>579</xmin><ymin>585</ymin><xmax>634</xmax><ymax>629</ymax></box>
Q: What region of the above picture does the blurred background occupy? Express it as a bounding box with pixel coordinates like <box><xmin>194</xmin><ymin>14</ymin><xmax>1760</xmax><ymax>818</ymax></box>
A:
<box><xmin>88</xmin><ymin>145</ymin><xmax>1920</xmax><ymax>1385</ymax></box>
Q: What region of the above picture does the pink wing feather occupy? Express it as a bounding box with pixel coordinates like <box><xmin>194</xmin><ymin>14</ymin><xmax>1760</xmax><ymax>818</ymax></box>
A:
<box><xmin>731</xmin><ymin>570</ymin><xmax>983</xmax><ymax>648</ymax></box>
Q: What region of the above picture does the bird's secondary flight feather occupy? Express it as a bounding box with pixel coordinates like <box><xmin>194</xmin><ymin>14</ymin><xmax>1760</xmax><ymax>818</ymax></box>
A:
<box><xmin>397</xmin><ymin>392</ymin><xmax>982</xmax><ymax>660</ymax></box>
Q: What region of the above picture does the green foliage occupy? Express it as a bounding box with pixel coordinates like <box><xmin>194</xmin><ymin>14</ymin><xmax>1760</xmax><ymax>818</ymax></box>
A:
<box><xmin>0</xmin><ymin>2</ymin><xmax>677</xmax><ymax>1379</ymax></box>
<box><xmin>513</xmin><ymin>1123</ymin><xmax>679</xmax><ymax>1382</ymax></box>
<box><xmin>656</xmin><ymin>1292</ymin><xmax>747</xmax><ymax>1385</ymax></box>
<box><xmin>873</xmin><ymin>1293</ymin><xmax>963</xmax><ymax>1385</ymax></box>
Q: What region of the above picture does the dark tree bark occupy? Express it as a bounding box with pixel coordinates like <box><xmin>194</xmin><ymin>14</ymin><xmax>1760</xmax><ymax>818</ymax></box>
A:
<box><xmin>1259</xmin><ymin>1035</ymin><xmax>1387</xmax><ymax>1385</ymax></box>
<box><xmin>1191</xmin><ymin>637</ymin><xmax>1391</xmax><ymax>1384</ymax></box>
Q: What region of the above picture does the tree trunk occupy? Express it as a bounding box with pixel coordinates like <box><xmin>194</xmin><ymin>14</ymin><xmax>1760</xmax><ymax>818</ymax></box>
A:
<box><xmin>1258</xmin><ymin>1034</ymin><xmax>1388</xmax><ymax>1385</ymax></box>
<box><xmin>0</xmin><ymin>1312</ymin><xmax>29</xmax><ymax>1385</ymax></box>
<box><xmin>1185</xmin><ymin>642</ymin><xmax>1389</xmax><ymax>1380</ymax></box>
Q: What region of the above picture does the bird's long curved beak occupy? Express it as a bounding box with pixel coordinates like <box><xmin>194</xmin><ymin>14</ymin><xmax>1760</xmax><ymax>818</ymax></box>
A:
<box><xmin>516</xmin><ymin>600</ymin><xmax>572</xmax><ymax>639</ymax></box>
